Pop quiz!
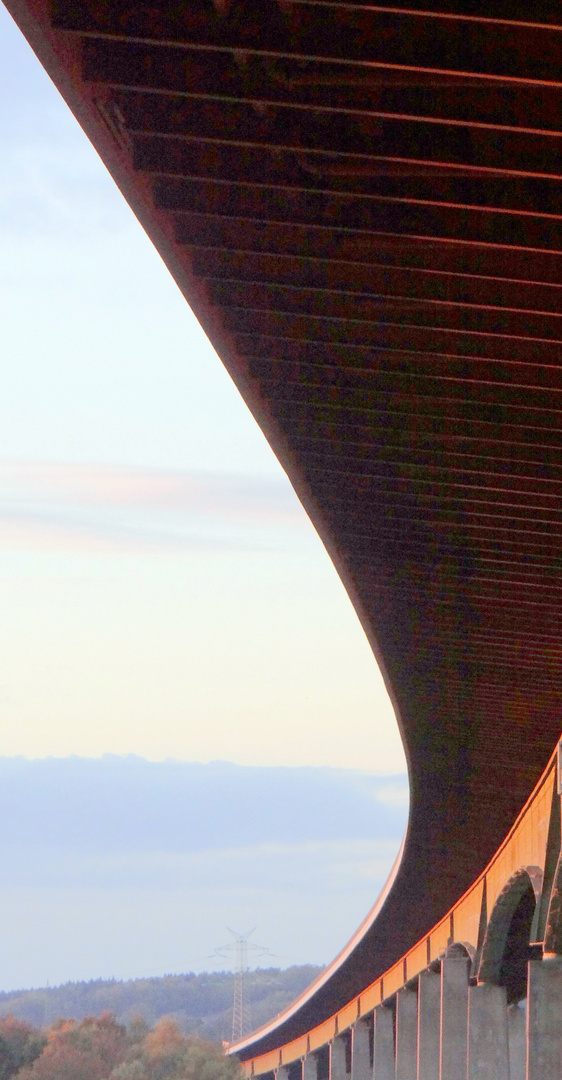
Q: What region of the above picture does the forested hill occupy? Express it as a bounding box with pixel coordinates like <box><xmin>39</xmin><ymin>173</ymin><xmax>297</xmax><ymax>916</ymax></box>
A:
<box><xmin>0</xmin><ymin>966</ymin><xmax>322</xmax><ymax>1043</ymax></box>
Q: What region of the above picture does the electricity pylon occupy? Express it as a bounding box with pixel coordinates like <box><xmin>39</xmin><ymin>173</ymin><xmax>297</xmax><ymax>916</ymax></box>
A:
<box><xmin>211</xmin><ymin>928</ymin><xmax>272</xmax><ymax>1042</ymax></box>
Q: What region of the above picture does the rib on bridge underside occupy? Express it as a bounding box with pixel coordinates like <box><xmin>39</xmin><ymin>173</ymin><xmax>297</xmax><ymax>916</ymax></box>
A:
<box><xmin>4</xmin><ymin>0</ymin><xmax>562</xmax><ymax>1059</ymax></box>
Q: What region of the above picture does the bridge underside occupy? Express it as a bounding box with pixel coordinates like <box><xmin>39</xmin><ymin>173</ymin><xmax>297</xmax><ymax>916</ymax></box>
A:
<box><xmin>5</xmin><ymin>0</ymin><xmax>562</xmax><ymax>1058</ymax></box>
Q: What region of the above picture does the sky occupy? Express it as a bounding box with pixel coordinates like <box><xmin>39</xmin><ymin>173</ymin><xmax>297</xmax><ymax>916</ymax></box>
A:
<box><xmin>0</xmin><ymin>3</ymin><xmax>408</xmax><ymax>992</ymax></box>
<box><xmin>0</xmin><ymin>3</ymin><xmax>406</xmax><ymax>774</ymax></box>
<box><xmin>0</xmin><ymin>757</ymin><xmax>408</xmax><ymax>989</ymax></box>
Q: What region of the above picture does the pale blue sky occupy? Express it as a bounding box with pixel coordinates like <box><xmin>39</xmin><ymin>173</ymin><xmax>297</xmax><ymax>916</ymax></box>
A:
<box><xmin>0</xmin><ymin>3</ymin><xmax>405</xmax><ymax>773</ymax></box>
<box><xmin>0</xmin><ymin>757</ymin><xmax>408</xmax><ymax>989</ymax></box>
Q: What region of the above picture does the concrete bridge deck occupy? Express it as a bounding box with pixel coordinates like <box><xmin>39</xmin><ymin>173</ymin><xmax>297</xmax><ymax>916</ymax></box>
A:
<box><xmin>3</xmin><ymin>0</ymin><xmax>561</xmax><ymax>1073</ymax></box>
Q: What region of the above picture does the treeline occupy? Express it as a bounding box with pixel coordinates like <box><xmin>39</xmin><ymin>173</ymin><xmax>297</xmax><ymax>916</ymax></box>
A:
<box><xmin>0</xmin><ymin>967</ymin><xmax>322</xmax><ymax>1044</ymax></box>
<box><xmin>0</xmin><ymin>1011</ymin><xmax>240</xmax><ymax>1079</ymax></box>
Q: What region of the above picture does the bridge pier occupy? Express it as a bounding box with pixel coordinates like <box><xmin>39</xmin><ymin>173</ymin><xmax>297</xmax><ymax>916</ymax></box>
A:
<box><xmin>373</xmin><ymin>1005</ymin><xmax>394</xmax><ymax>1080</ymax></box>
<box><xmin>439</xmin><ymin>958</ymin><xmax>469</xmax><ymax>1080</ymax></box>
<box><xmin>303</xmin><ymin>1053</ymin><xmax>318</xmax><ymax>1080</ymax></box>
<box><xmin>330</xmin><ymin>1035</ymin><xmax>348</xmax><ymax>1080</ymax></box>
<box><xmin>506</xmin><ymin>1004</ymin><xmax>525</xmax><ymax>1080</ymax></box>
<box><xmin>417</xmin><ymin>969</ymin><xmax>440</xmax><ymax>1080</ymax></box>
<box><xmin>263</xmin><ymin>955</ymin><xmax>562</xmax><ymax>1080</ymax></box>
<box><xmin>527</xmin><ymin>957</ymin><xmax>562</xmax><ymax>1079</ymax></box>
<box><xmin>350</xmin><ymin>1020</ymin><xmax>371</xmax><ymax>1080</ymax></box>
<box><xmin>395</xmin><ymin>987</ymin><xmax>417</xmax><ymax>1080</ymax></box>
<box><xmin>467</xmin><ymin>983</ymin><xmax>509</xmax><ymax>1080</ymax></box>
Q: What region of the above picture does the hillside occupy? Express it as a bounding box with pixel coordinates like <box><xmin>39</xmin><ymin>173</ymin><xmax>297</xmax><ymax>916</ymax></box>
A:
<box><xmin>0</xmin><ymin>966</ymin><xmax>323</xmax><ymax>1043</ymax></box>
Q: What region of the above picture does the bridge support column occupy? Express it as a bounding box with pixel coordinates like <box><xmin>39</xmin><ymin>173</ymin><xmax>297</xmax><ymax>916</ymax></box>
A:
<box><xmin>395</xmin><ymin>988</ymin><xmax>417</xmax><ymax>1080</ymax></box>
<box><xmin>330</xmin><ymin>1036</ymin><xmax>347</xmax><ymax>1080</ymax></box>
<box><xmin>373</xmin><ymin>1005</ymin><xmax>394</xmax><ymax>1080</ymax></box>
<box><xmin>351</xmin><ymin>1019</ymin><xmax>371</xmax><ymax>1080</ymax></box>
<box><xmin>467</xmin><ymin>983</ymin><xmax>509</xmax><ymax>1080</ymax></box>
<box><xmin>527</xmin><ymin>957</ymin><xmax>562</xmax><ymax>1079</ymax></box>
<box><xmin>507</xmin><ymin>1004</ymin><xmax>525</xmax><ymax>1080</ymax></box>
<box><xmin>439</xmin><ymin>958</ymin><xmax>469</xmax><ymax>1080</ymax></box>
<box><xmin>303</xmin><ymin>1053</ymin><xmax>318</xmax><ymax>1080</ymax></box>
<box><xmin>417</xmin><ymin>970</ymin><xmax>440</xmax><ymax>1080</ymax></box>
<box><xmin>275</xmin><ymin>1069</ymin><xmax>290</xmax><ymax>1080</ymax></box>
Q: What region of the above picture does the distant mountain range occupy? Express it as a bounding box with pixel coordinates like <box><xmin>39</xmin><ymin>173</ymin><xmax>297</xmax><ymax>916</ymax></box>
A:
<box><xmin>0</xmin><ymin>966</ymin><xmax>323</xmax><ymax>1043</ymax></box>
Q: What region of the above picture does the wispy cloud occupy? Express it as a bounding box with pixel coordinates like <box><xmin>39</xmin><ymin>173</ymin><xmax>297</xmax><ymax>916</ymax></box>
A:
<box><xmin>0</xmin><ymin>460</ymin><xmax>310</xmax><ymax>553</ymax></box>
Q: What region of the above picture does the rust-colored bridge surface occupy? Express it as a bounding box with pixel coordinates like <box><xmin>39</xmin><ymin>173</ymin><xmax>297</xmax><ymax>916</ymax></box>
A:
<box><xmin>5</xmin><ymin>0</ymin><xmax>561</xmax><ymax>1062</ymax></box>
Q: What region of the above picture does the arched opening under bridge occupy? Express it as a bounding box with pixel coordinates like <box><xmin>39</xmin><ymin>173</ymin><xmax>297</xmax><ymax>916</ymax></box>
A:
<box><xmin>480</xmin><ymin>869</ymin><xmax>542</xmax><ymax>1005</ymax></box>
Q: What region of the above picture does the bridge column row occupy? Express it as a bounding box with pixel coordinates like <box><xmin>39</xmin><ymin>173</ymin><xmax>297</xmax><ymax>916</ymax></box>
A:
<box><xmin>280</xmin><ymin>956</ymin><xmax>562</xmax><ymax>1080</ymax></box>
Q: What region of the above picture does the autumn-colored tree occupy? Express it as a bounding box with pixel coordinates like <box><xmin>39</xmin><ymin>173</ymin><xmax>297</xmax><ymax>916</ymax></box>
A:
<box><xmin>9</xmin><ymin>1012</ymin><xmax>240</xmax><ymax>1080</ymax></box>
<box><xmin>126</xmin><ymin>1017</ymin><xmax>150</xmax><ymax>1047</ymax></box>
<box><xmin>144</xmin><ymin>1018</ymin><xmax>184</xmax><ymax>1061</ymax></box>
<box><xmin>110</xmin><ymin>1018</ymin><xmax>241</xmax><ymax>1080</ymax></box>
<box><xmin>0</xmin><ymin>1016</ymin><xmax>46</xmax><ymax>1079</ymax></box>
<box><xmin>17</xmin><ymin>1013</ymin><xmax>128</xmax><ymax>1080</ymax></box>
<box><xmin>165</xmin><ymin>1032</ymin><xmax>241</xmax><ymax>1080</ymax></box>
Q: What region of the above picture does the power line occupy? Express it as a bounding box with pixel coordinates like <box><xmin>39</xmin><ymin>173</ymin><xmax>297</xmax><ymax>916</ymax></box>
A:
<box><xmin>211</xmin><ymin>928</ymin><xmax>273</xmax><ymax>1042</ymax></box>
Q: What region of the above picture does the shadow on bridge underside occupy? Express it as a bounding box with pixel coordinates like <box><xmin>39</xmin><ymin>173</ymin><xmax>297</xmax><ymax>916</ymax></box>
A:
<box><xmin>3</xmin><ymin>0</ymin><xmax>562</xmax><ymax>1072</ymax></box>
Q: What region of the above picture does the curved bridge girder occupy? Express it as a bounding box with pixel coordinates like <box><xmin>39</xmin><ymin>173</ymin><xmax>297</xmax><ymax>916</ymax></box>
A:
<box><xmin>238</xmin><ymin>748</ymin><xmax>562</xmax><ymax>1076</ymax></box>
<box><xmin>3</xmin><ymin>0</ymin><xmax>562</xmax><ymax>1060</ymax></box>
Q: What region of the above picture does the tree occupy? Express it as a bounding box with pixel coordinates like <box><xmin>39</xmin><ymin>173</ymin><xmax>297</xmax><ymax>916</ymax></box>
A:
<box><xmin>0</xmin><ymin>1015</ymin><xmax>46</xmax><ymax>1079</ymax></box>
<box><xmin>17</xmin><ymin>1013</ymin><xmax>128</xmax><ymax>1080</ymax></box>
<box><xmin>0</xmin><ymin>1016</ymin><xmax>46</xmax><ymax>1080</ymax></box>
<box><xmin>110</xmin><ymin>1019</ymin><xmax>241</xmax><ymax>1080</ymax></box>
<box><xmin>108</xmin><ymin>1064</ymin><xmax>146</xmax><ymax>1080</ymax></box>
<box><xmin>14</xmin><ymin>1012</ymin><xmax>241</xmax><ymax>1080</ymax></box>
